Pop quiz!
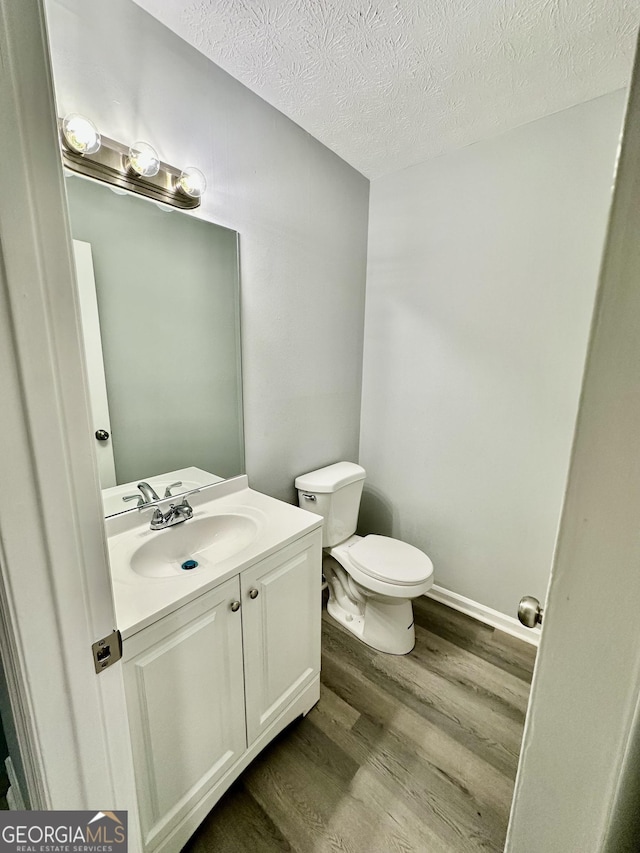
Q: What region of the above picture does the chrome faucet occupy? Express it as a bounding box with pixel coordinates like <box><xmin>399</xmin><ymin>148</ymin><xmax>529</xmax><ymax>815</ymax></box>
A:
<box><xmin>122</xmin><ymin>481</ymin><xmax>161</xmax><ymax>507</ymax></box>
<box><xmin>137</xmin><ymin>481</ymin><xmax>161</xmax><ymax>503</ymax></box>
<box><xmin>122</xmin><ymin>481</ymin><xmax>161</xmax><ymax>509</ymax></box>
<box><xmin>141</xmin><ymin>497</ymin><xmax>194</xmax><ymax>530</ymax></box>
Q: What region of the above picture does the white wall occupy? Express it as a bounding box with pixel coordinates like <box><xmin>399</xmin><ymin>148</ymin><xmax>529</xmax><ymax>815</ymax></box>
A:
<box><xmin>44</xmin><ymin>0</ymin><xmax>369</xmax><ymax>502</ymax></box>
<box><xmin>360</xmin><ymin>90</ymin><xmax>626</xmax><ymax>617</ymax></box>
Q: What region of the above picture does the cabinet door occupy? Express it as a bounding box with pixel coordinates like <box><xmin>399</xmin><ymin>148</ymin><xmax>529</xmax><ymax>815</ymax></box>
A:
<box><xmin>242</xmin><ymin>531</ymin><xmax>322</xmax><ymax>744</ymax></box>
<box><xmin>123</xmin><ymin>576</ymin><xmax>246</xmax><ymax>850</ymax></box>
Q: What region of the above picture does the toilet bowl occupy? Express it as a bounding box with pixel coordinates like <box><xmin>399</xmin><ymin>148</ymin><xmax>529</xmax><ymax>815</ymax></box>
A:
<box><xmin>295</xmin><ymin>462</ymin><xmax>434</xmax><ymax>655</ymax></box>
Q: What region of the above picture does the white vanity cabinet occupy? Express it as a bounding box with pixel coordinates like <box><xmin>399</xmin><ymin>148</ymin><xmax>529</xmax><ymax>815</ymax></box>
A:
<box><xmin>241</xmin><ymin>532</ymin><xmax>322</xmax><ymax>744</ymax></box>
<box><xmin>121</xmin><ymin>528</ymin><xmax>322</xmax><ymax>853</ymax></box>
<box><xmin>122</xmin><ymin>575</ymin><xmax>246</xmax><ymax>851</ymax></box>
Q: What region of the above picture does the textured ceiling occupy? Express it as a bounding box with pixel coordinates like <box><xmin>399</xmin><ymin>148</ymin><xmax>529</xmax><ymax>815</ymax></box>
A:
<box><xmin>133</xmin><ymin>0</ymin><xmax>640</xmax><ymax>178</ymax></box>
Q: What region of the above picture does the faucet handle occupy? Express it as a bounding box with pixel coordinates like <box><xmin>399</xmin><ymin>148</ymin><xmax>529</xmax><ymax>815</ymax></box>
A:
<box><xmin>123</xmin><ymin>493</ymin><xmax>146</xmax><ymax>507</ymax></box>
<box><xmin>171</xmin><ymin>497</ymin><xmax>194</xmax><ymax>519</ymax></box>
<box><xmin>139</xmin><ymin>503</ymin><xmax>166</xmax><ymax>528</ymax></box>
<box><xmin>164</xmin><ymin>481</ymin><xmax>183</xmax><ymax>498</ymax></box>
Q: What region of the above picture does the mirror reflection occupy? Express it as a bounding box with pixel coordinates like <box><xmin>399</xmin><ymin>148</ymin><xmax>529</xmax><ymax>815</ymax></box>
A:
<box><xmin>65</xmin><ymin>177</ymin><xmax>244</xmax><ymax>516</ymax></box>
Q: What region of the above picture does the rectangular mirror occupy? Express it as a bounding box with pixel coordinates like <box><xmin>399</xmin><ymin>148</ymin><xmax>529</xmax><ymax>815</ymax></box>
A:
<box><xmin>65</xmin><ymin>176</ymin><xmax>244</xmax><ymax>516</ymax></box>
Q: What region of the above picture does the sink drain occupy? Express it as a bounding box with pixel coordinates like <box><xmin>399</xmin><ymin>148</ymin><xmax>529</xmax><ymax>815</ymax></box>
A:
<box><xmin>181</xmin><ymin>559</ymin><xmax>198</xmax><ymax>571</ymax></box>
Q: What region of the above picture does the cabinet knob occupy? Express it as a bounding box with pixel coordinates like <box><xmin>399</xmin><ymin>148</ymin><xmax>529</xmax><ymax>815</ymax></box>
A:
<box><xmin>230</xmin><ymin>600</ymin><xmax>241</xmax><ymax>612</ymax></box>
<box><xmin>249</xmin><ymin>588</ymin><xmax>259</xmax><ymax>599</ymax></box>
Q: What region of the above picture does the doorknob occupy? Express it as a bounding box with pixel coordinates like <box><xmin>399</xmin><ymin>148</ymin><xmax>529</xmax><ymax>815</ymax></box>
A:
<box><xmin>518</xmin><ymin>596</ymin><xmax>543</xmax><ymax>628</ymax></box>
<box><xmin>95</xmin><ymin>429</ymin><xmax>110</xmax><ymax>441</ymax></box>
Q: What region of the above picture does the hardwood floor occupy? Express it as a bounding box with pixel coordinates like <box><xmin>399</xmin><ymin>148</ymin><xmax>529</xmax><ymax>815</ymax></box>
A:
<box><xmin>185</xmin><ymin>597</ymin><xmax>536</xmax><ymax>853</ymax></box>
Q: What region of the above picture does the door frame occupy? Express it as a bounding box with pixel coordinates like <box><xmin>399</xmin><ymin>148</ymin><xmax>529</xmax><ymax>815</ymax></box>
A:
<box><xmin>506</xmin><ymin>34</ymin><xmax>640</xmax><ymax>853</ymax></box>
<box><xmin>4</xmin><ymin>1</ymin><xmax>640</xmax><ymax>850</ymax></box>
<box><xmin>0</xmin><ymin>0</ymin><xmax>139</xmax><ymax>837</ymax></box>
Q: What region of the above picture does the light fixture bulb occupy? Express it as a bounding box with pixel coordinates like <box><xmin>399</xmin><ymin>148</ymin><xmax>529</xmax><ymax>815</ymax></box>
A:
<box><xmin>128</xmin><ymin>141</ymin><xmax>160</xmax><ymax>177</ymax></box>
<box><xmin>61</xmin><ymin>114</ymin><xmax>101</xmax><ymax>155</ymax></box>
<box><xmin>177</xmin><ymin>167</ymin><xmax>206</xmax><ymax>198</ymax></box>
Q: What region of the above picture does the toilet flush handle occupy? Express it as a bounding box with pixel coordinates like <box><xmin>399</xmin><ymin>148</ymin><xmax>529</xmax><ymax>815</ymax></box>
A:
<box><xmin>302</xmin><ymin>493</ymin><xmax>316</xmax><ymax>502</ymax></box>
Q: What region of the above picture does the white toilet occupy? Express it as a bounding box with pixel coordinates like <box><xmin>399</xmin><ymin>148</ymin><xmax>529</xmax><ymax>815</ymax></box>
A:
<box><xmin>296</xmin><ymin>461</ymin><xmax>434</xmax><ymax>655</ymax></box>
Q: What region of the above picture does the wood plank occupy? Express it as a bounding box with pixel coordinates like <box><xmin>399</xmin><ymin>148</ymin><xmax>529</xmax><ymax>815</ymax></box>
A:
<box><xmin>322</xmin><ymin>614</ymin><xmax>524</xmax><ymax>778</ymax></box>
<box><xmin>186</xmin><ymin>599</ymin><xmax>534</xmax><ymax>852</ymax></box>
<box><xmin>315</xmin><ymin>681</ymin><xmax>361</xmax><ymax>731</ymax></box>
<box><xmin>411</xmin><ymin>624</ymin><xmax>531</xmax><ymax>721</ymax></box>
<box><xmin>414</xmin><ymin>597</ymin><xmax>537</xmax><ymax>682</ymax></box>
<box><xmin>245</xmin><ymin>719</ymin><xmax>454</xmax><ymax>853</ymax></box>
<box><xmin>308</xmin><ymin>686</ymin><xmax>510</xmax><ymax>852</ymax></box>
<box><xmin>183</xmin><ymin>781</ymin><xmax>295</xmax><ymax>853</ymax></box>
<box><xmin>312</xmin><ymin>669</ymin><xmax>514</xmax><ymax>828</ymax></box>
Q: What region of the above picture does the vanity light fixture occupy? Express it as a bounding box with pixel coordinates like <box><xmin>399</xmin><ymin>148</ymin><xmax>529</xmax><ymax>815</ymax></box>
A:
<box><xmin>127</xmin><ymin>141</ymin><xmax>161</xmax><ymax>178</ymax></box>
<box><xmin>176</xmin><ymin>167</ymin><xmax>207</xmax><ymax>199</ymax></box>
<box><xmin>61</xmin><ymin>113</ymin><xmax>101</xmax><ymax>155</ymax></box>
<box><xmin>58</xmin><ymin>116</ymin><xmax>206</xmax><ymax>210</ymax></box>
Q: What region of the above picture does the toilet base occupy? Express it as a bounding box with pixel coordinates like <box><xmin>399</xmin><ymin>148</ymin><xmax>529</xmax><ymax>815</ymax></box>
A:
<box><xmin>327</xmin><ymin>593</ymin><xmax>416</xmax><ymax>655</ymax></box>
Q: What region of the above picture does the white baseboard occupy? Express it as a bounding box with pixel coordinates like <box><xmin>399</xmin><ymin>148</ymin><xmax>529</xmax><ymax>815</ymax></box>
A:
<box><xmin>425</xmin><ymin>584</ymin><xmax>541</xmax><ymax>647</ymax></box>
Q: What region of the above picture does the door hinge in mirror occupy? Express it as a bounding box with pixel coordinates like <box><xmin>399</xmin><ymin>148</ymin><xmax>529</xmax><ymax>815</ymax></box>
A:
<box><xmin>92</xmin><ymin>629</ymin><xmax>122</xmax><ymax>674</ymax></box>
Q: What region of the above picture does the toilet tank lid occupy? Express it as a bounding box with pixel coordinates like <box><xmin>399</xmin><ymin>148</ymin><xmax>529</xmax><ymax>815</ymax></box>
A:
<box><xmin>295</xmin><ymin>461</ymin><xmax>366</xmax><ymax>493</ymax></box>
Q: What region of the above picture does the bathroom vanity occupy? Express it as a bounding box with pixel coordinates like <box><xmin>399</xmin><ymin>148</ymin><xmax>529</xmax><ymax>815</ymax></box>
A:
<box><xmin>63</xmin><ymin>149</ymin><xmax>325</xmax><ymax>850</ymax></box>
<box><xmin>67</xmin><ymin>168</ymin><xmax>323</xmax><ymax>852</ymax></box>
<box><xmin>105</xmin><ymin>476</ymin><xmax>323</xmax><ymax>853</ymax></box>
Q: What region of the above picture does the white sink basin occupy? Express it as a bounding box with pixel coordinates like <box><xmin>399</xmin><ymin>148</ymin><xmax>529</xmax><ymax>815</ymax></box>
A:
<box><xmin>130</xmin><ymin>513</ymin><xmax>261</xmax><ymax>578</ymax></box>
<box><xmin>105</xmin><ymin>476</ymin><xmax>324</xmax><ymax>639</ymax></box>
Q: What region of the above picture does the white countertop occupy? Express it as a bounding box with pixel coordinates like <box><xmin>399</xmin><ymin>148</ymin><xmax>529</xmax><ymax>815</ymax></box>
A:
<box><xmin>106</xmin><ymin>475</ymin><xmax>323</xmax><ymax>639</ymax></box>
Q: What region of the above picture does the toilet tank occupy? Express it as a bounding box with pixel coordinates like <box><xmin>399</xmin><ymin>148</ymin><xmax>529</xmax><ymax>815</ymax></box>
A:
<box><xmin>295</xmin><ymin>462</ymin><xmax>366</xmax><ymax>547</ymax></box>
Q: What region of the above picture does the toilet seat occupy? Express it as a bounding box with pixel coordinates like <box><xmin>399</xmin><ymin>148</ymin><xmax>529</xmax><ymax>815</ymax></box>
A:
<box><xmin>326</xmin><ymin>534</ymin><xmax>434</xmax><ymax>599</ymax></box>
<box><xmin>350</xmin><ymin>535</ymin><xmax>433</xmax><ymax>585</ymax></box>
